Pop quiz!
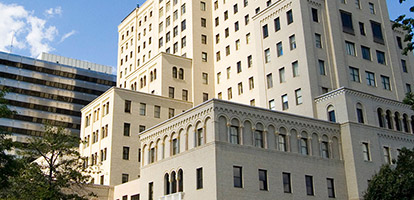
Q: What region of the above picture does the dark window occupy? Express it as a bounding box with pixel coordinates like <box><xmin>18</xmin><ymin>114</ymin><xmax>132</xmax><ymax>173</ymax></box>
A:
<box><xmin>371</xmin><ymin>21</ymin><xmax>384</xmax><ymax>44</ymax></box>
<box><xmin>361</xmin><ymin>46</ymin><xmax>371</xmax><ymax>60</ymax></box>
<box><xmin>263</xmin><ymin>24</ymin><xmax>269</xmax><ymax>38</ymax></box>
<box><xmin>401</xmin><ymin>59</ymin><xmax>408</xmax><ymax>73</ymax></box>
<box><xmin>340</xmin><ymin>10</ymin><xmax>354</xmax><ymax>34</ymax></box>
<box><xmin>149</xmin><ymin>182</ymin><xmax>153</xmax><ymax>200</ymax></box>
<box><xmin>327</xmin><ymin>178</ymin><xmax>335</xmax><ymax>198</ymax></box>
<box><xmin>123</xmin><ymin>146</ymin><xmax>130</xmax><ymax>160</ymax></box>
<box><xmin>305</xmin><ymin>175</ymin><xmax>314</xmax><ymax>195</ymax></box>
<box><xmin>359</xmin><ymin>22</ymin><xmax>365</xmax><ymax>35</ymax></box>
<box><xmin>283</xmin><ymin>172</ymin><xmax>292</xmax><ymax>193</ymax></box>
<box><xmin>376</xmin><ymin>50</ymin><xmax>386</xmax><ymax>65</ymax></box>
<box><xmin>124</xmin><ymin>123</ymin><xmax>131</xmax><ymax>136</ymax></box>
<box><xmin>125</xmin><ymin>100</ymin><xmax>131</xmax><ymax>113</ymax></box>
<box><xmin>196</xmin><ymin>168</ymin><xmax>203</xmax><ymax>189</ymax></box>
<box><xmin>274</xmin><ymin>17</ymin><xmax>280</xmax><ymax>31</ymax></box>
<box><xmin>312</xmin><ymin>8</ymin><xmax>318</xmax><ymax>22</ymax></box>
<box><xmin>287</xmin><ymin>10</ymin><xmax>293</xmax><ymax>24</ymax></box>
<box><xmin>357</xmin><ymin>108</ymin><xmax>364</xmax><ymax>123</ymax></box>
<box><xmin>122</xmin><ymin>173</ymin><xmax>129</xmax><ymax>183</ymax></box>
<box><xmin>259</xmin><ymin>169</ymin><xmax>268</xmax><ymax>190</ymax></box>
<box><xmin>122</xmin><ymin>195</ymin><xmax>127</xmax><ymax>200</ymax></box>
<box><xmin>328</xmin><ymin>110</ymin><xmax>336</xmax><ymax>122</ymax></box>
<box><xmin>131</xmin><ymin>194</ymin><xmax>140</xmax><ymax>200</ymax></box>
<box><xmin>233</xmin><ymin>166</ymin><xmax>243</xmax><ymax>188</ymax></box>
<box><xmin>397</xmin><ymin>36</ymin><xmax>403</xmax><ymax>49</ymax></box>
<box><xmin>178</xmin><ymin>169</ymin><xmax>184</xmax><ymax>192</ymax></box>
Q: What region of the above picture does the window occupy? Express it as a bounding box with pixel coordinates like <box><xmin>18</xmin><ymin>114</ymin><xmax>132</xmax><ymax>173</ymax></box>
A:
<box><xmin>322</xmin><ymin>141</ymin><xmax>329</xmax><ymax>158</ymax></box>
<box><xmin>124</xmin><ymin>123</ymin><xmax>130</xmax><ymax>136</ymax></box>
<box><xmin>292</xmin><ymin>61</ymin><xmax>299</xmax><ymax>77</ymax></box>
<box><xmin>230</xmin><ymin>126</ymin><xmax>240</xmax><ymax>144</ymax></box>
<box><xmin>376</xmin><ymin>50</ymin><xmax>386</xmax><ymax>65</ymax></box>
<box><xmin>201</xmin><ymin>18</ymin><xmax>207</xmax><ymax>27</ymax></box>
<box><xmin>361</xmin><ymin>46</ymin><xmax>371</xmax><ymax>60</ymax></box>
<box><xmin>224</xmin><ymin>11</ymin><xmax>229</xmax><ymax>20</ymax></box>
<box><xmin>247</xmin><ymin>55</ymin><xmax>252</xmax><ymax>67</ymax></box>
<box><xmin>228</xmin><ymin>87</ymin><xmax>232</xmax><ymax>100</ymax></box>
<box><xmin>327</xmin><ymin>178</ymin><xmax>336</xmax><ymax>198</ymax></box>
<box><xmin>366</xmin><ymin>71</ymin><xmax>376</xmax><ymax>86</ymax></box>
<box><xmin>200</xmin><ymin>1</ymin><xmax>206</xmax><ymax>11</ymax></box>
<box><xmin>196</xmin><ymin>128</ymin><xmax>203</xmax><ymax>146</ymax></box>
<box><xmin>406</xmin><ymin>84</ymin><xmax>412</xmax><ymax>93</ymax></box>
<box><xmin>328</xmin><ymin>106</ymin><xmax>336</xmax><ymax>122</ymax></box>
<box><xmin>202</xmin><ymin>73</ymin><xmax>209</xmax><ymax>84</ymax></box>
<box><xmin>169</xmin><ymin>87</ymin><xmax>175</xmax><ymax>98</ymax></box>
<box><xmin>269</xmin><ymin>99</ymin><xmax>275</xmax><ymax>110</ymax></box>
<box><xmin>131</xmin><ymin>195</ymin><xmax>139</xmax><ymax>200</ymax></box>
<box><xmin>168</xmin><ymin>108</ymin><xmax>175</xmax><ymax>118</ymax></box>
<box><xmin>319</xmin><ymin>60</ymin><xmax>326</xmax><ymax>75</ymax></box>
<box><xmin>381</xmin><ymin>75</ymin><xmax>391</xmax><ymax>90</ymax></box>
<box><xmin>357</xmin><ymin>105</ymin><xmax>364</xmax><ymax>123</ymax></box>
<box><xmin>254</xmin><ymin>130</ymin><xmax>264</xmax><ymax>148</ymax></box>
<box><xmin>202</xmin><ymin>52</ymin><xmax>208</xmax><ymax>62</ymax></box>
<box><xmin>215</xmin><ymin>17</ymin><xmax>219</xmax><ymax>27</ymax></box>
<box><xmin>227</xmin><ymin>67</ymin><xmax>231</xmax><ymax>79</ymax></box>
<box><xmin>181</xmin><ymin>36</ymin><xmax>186</xmax><ymax>48</ymax></box>
<box><xmin>295</xmin><ymin>88</ymin><xmax>303</xmax><ymax>105</ymax></box>
<box><xmin>315</xmin><ymin>33</ymin><xmax>322</xmax><ymax>48</ymax></box>
<box><xmin>340</xmin><ymin>10</ymin><xmax>354</xmax><ymax>34</ymax></box>
<box><xmin>279</xmin><ymin>67</ymin><xmax>285</xmax><ymax>83</ymax></box>
<box><xmin>250</xmin><ymin>99</ymin><xmax>255</xmax><ymax>106</ymax></box>
<box><xmin>181</xmin><ymin>20</ymin><xmax>186</xmax><ymax>31</ymax></box>
<box><xmin>259</xmin><ymin>169</ymin><xmax>268</xmax><ymax>191</ymax></box>
<box><xmin>246</xmin><ymin>33</ymin><xmax>251</xmax><ymax>44</ymax></box>
<box><xmin>274</xmin><ymin>17</ymin><xmax>280</xmax><ymax>31</ymax></box>
<box><xmin>122</xmin><ymin>174</ymin><xmax>129</xmax><ymax>183</ymax></box>
<box><xmin>236</xmin><ymin>61</ymin><xmax>242</xmax><ymax>73</ymax></box>
<box><xmin>244</xmin><ymin>0</ymin><xmax>248</xmax><ymax>7</ymax></box>
<box><xmin>140</xmin><ymin>103</ymin><xmax>146</xmax><ymax>116</ymax></box>
<box><xmin>179</xmin><ymin>68</ymin><xmax>184</xmax><ymax>79</ymax></box>
<box><xmin>196</xmin><ymin>168</ymin><xmax>203</xmax><ymax>189</ymax></box>
<box><xmin>235</xmin><ymin>40</ymin><xmax>240</xmax><ymax>50</ymax></box>
<box><xmin>201</xmin><ymin>35</ymin><xmax>207</xmax><ymax>44</ymax></box>
<box><xmin>173</xmin><ymin>42</ymin><xmax>178</xmax><ymax>53</ymax></box>
<box><xmin>148</xmin><ymin>182</ymin><xmax>153</xmax><ymax>200</ymax></box>
<box><xmin>244</xmin><ymin>14</ymin><xmax>249</xmax><ymax>25</ymax></box>
<box><xmin>401</xmin><ymin>59</ymin><xmax>408</xmax><ymax>73</ymax></box>
<box><xmin>349</xmin><ymin>67</ymin><xmax>360</xmax><ymax>82</ymax></box>
<box><xmin>233</xmin><ymin>4</ymin><xmax>238</xmax><ymax>13</ymax></box>
<box><xmin>149</xmin><ymin>148</ymin><xmax>155</xmax><ymax>163</ymax></box>
<box><xmin>369</xmin><ymin>3</ymin><xmax>375</xmax><ymax>14</ymax></box>
<box><xmin>225</xmin><ymin>28</ymin><xmax>229</xmax><ymax>37</ymax></box>
<box><xmin>359</xmin><ymin>22</ymin><xmax>366</xmax><ymax>35</ymax></box>
<box><xmin>264</xmin><ymin>49</ymin><xmax>271</xmax><ymax>63</ymax></box>
<box><xmin>139</xmin><ymin>125</ymin><xmax>146</xmax><ymax>133</ymax></box>
<box><xmin>234</xmin><ymin>21</ymin><xmax>239</xmax><ymax>31</ymax></box>
<box><xmin>249</xmin><ymin>77</ymin><xmax>254</xmax><ymax>90</ymax></box>
<box><xmin>226</xmin><ymin>45</ymin><xmax>230</xmax><ymax>56</ymax></box>
<box><xmin>214</xmin><ymin>0</ymin><xmax>218</xmax><ymax>10</ymax></box>
<box><xmin>216</xmin><ymin>34</ymin><xmax>220</xmax><ymax>44</ymax></box>
<box><xmin>267</xmin><ymin>73</ymin><xmax>273</xmax><ymax>88</ymax></box>
<box><xmin>182</xmin><ymin>89</ymin><xmax>188</xmax><ymax>101</ymax></box>
<box><xmin>237</xmin><ymin>82</ymin><xmax>243</xmax><ymax>95</ymax></box>
<box><xmin>203</xmin><ymin>93</ymin><xmax>209</xmax><ymax>101</ymax></box>
<box><xmin>289</xmin><ymin>35</ymin><xmax>296</xmax><ymax>50</ymax></box>
<box><xmin>300</xmin><ymin>137</ymin><xmax>308</xmax><ymax>155</ymax></box>
<box><xmin>371</xmin><ymin>21</ymin><xmax>384</xmax><ymax>44</ymax></box>
<box><xmin>383</xmin><ymin>146</ymin><xmax>391</xmax><ymax>164</ymax></box>
<box><xmin>263</xmin><ymin>25</ymin><xmax>269</xmax><ymax>38</ymax></box>
<box><xmin>233</xmin><ymin>166</ymin><xmax>243</xmax><ymax>188</ymax></box>
<box><xmin>278</xmin><ymin>134</ymin><xmax>287</xmax><ymax>151</ymax></box>
<box><xmin>255</xmin><ymin>7</ymin><xmax>260</xmax><ymax>14</ymax></box>
<box><xmin>345</xmin><ymin>41</ymin><xmax>356</xmax><ymax>56</ymax></box>
<box><xmin>286</xmin><ymin>10</ymin><xmax>293</xmax><ymax>24</ymax></box>
<box><xmin>125</xmin><ymin>100</ymin><xmax>131</xmax><ymax>113</ymax></box>
<box><xmin>172</xmin><ymin>138</ymin><xmax>179</xmax><ymax>155</ymax></box>
<box><xmin>123</xmin><ymin>146</ymin><xmax>130</xmax><ymax>160</ymax></box>
<box><xmin>277</xmin><ymin>42</ymin><xmax>283</xmax><ymax>56</ymax></box>
<box><xmin>362</xmin><ymin>142</ymin><xmax>371</xmax><ymax>161</ymax></box>
<box><xmin>312</xmin><ymin>8</ymin><xmax>318</xmax><ymax>22</ymax></box>
<box><xmin>397</xmin><ymin>36</ymin><xmax>403</xmax><ymax>49</ymax></box>
<box><xmin>283</xmin><ymin>173</ymin><xmax>291</xmax><ymax>193</ymax></box>
<box><xmin>305</xmin><ymin>175</ymin><xmax>314</xmax><ymax>195</ymax></box>
<box><xmin>282</xmin><ymin>94</ymin><xmax>289</xmax><ymax>110</ymax></box>
<box><xmin>181</xmin><ymin>3</ymin><xmax>186</xmax><ymax>14</ymax></box>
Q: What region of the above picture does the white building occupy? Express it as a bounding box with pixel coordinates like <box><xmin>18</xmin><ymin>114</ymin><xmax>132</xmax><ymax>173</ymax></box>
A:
<box><xmin>79</xmin><ymin>0</ymin><xmax>414</xmax><ymax>199</ymax></box>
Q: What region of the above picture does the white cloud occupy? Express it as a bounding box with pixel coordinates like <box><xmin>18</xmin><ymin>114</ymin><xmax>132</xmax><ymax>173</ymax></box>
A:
<box><xmin>59</xmin><ymin>30</ymin><xmax>76</xmax><ymax>43</ymax></box>
<box><xmin>0</xmin><ymin>3</ymin><xmax>66</xmax><ymax>57</ymax></box>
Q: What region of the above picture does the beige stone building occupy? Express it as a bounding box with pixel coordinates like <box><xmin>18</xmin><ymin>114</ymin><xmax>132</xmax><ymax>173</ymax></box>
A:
<box><xmin>79</xmin><ymin>0</ymin><xmax>414</xmax><ymax>199</ymax></box>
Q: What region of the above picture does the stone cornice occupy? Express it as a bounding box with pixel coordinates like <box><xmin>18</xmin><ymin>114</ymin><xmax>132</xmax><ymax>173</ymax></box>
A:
<box><xmin>257</xmin><ymin>1</ymin><xmax>293</xmax><ymax>23</ymax></box>
<box><xmin>307</xmin><ymin>0</ymin><xmax>322</xmax><ymax>7</ymax></box>
<box><xmin>377</xmin><ymin>132</ymin><xmax>414</xmax><ymax>143</ymax></box>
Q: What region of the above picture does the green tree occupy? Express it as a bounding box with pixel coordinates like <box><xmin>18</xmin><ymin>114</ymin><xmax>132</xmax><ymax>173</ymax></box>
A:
<box><xmin>403</xmin><ymin>92</ymin><xmax>414</xmax><ymax>110</ymax></box>
<box><xmin>364</xmin><ymin>147</ymin><xmax>414</xmax><ymax>200</ymax></box>
<box><xmin>0</xmin><ymin>89</ymin><xmax>20</xmax><ymax>192</ymax></box>
<box><xmin>5</xmin><ymin>125</ymin><xmax>94</xmax><ymax>200</ymax></box>
<box><xmin>393</xmin><ymin>0</ymin><xmax>414</xmax><ymax>55</ymax></box>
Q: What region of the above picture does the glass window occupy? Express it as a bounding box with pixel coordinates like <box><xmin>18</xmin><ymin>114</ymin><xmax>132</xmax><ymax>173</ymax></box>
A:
<box><xmin>319</xmin><ymin>60</ymin><xmax>326</xmax><ymax>75</ymax></box>
<box><xmin>366</xmin><ymin>71</ymin><xmax>376</xmax><ymax>86</ymax></box>
<box><xmin>278</xmin><ymin>134</ymin><xmax>287</xmax><ymax>151</ymax></box>
<box><xmin>267</xmin><ymin>73</ymin><xmax>273</xmax><ymax>88</ymax></box>
<box><xmin>230</xmin><ymin>126</ymin><xmax>240</xmax><ymax>144</ymax></box>
<box><xmin>172</xmin><ymin>138</ymin><xmax>179</xmax><ymax>155</ymax></box>
<box><xmin>349</xmin><ymin>67</ymin><xmax>360</xmax><ymax>82</ymax></box>
<box><xmin>259</xmin><ymin>169</ymin><xmax>268</xmax><ymax>190</ymax></box>
<box><xmin>122</xmin><ymin>174</ymin><xmax>129</xmax><ymax>184</ymax></box>
<box><xmin>401</xmin><ymin>59</ymin><xmax>408</xmax><ymax>73</ymax></box>
<box><xmin>340</xmin><ymin>10</ymin><xmax>354</xmax><ymax>34</ymax></box>
<box><xmin>168</xmin><ymin>108</ymin><xmax>175</xmax><ymax>118</ymax></box>
<box><xmin>282</xmin><ymin>94</ymin><xmax>289</xmax><ymax>110</ymax></box>
<box><xmin>371</xmin><ymin>21</ymin><xmax>384</xmax><ymax>44</ymax></box>
<box><xmin>233</xmin><ymin>166</ymin><xmax>243</xmax><ymax>188</ymax></box>
<box><xmin>286</xmin><ymin>10</ymin><xmax>293</xmax><ymax>24</ymax></box>
<box><xmin>381</xmin><ymin>75</ymin><xmax>391</xmax><ymax>90</ymax></box>
<box><xmin>238</xmin><ymin>82</ymin><xmax>243</xmax><ymax>95</ymax></box>
<box><xmin>295</xmin><ymin>88</ymin><xmax>303</xmax><ymax>105</ymax></box>
<box><xmin>125</xmin><ymin>100</ymin><xmax>131</xmax><ymax>113</ymax></box>
<box><xmin>383</xmin><ymin>146</ymin><xmax>391</xmax><ymax>164</ymax></box>
<box><xmin>283</xmin><ymin>173</ymin><xmax>291</xmax><ymax>193</ymax></box>
<box><xmin>196</xmin><ymin>168</ymin><xmax>203</xmax><ymax>189</ymax></box>
<box><xmin>263</xmin><ymin>25</ymin><xmax>269</xmax><ymax>38</ymax></box>
<box><xmin>315</xmin><ymin>33</ymin><xmax>322</xmax><ymax>48</ymax></box>
<box><xmin>289</xmin><ymin>34</ymin><xmax>296</xmax><ymax>50</ymax></box>
<box><xmin>249</xmin><ymin>77</ymin><xmax>254</xmax><ymax>89</ymax></box>
<box><xmin>305</xmin><ymin>175</ymin><xmax>314</xmax><ymax>195</ymax></box>
<box><xmin>274</xmin><ymin>17</ymin><xmax>281</xmax><ymax>31</ymax></box>
<box><xmin>140</xmin><ymin>103</ymin><xmax>146</xmax><ymax>116</ymax></box>
<box><xmin>362</xmin><ymin>142</ymin><xmax>371</xmax><ymax>161</ymax></box>
<box><xmin>359</xmin><ymin>22</ymin><xmax>366</xmax><ymax>35</ymax></box>
<box><xmin>369</xmin><ymin>3</ymin><xmax>375</xmax><ymax>14</ymax></box>
<box><xmin>254</xmin><ymin>130</ymin><xmax>264</xmax><ymax>148</ymax></box>
<box><xmin>292</xmin><ymin>61</ymin><xmax>299</xmax><ymax>77</ymax></box>
<box><xmin>269</xmin><ymin>99</ymin><xmax>275</xmax><ymax>110</ymax></box>
<box><xmin>327</xmin><ymin>178</ymin><xmax>336</xmax><ymax>198</ymax></box>
<box><xmin>312</xmin><ymin>8</ymin><xmax>318</xmax><ymax>22</ymax></box>
<box><xmin>279</xmin><ymin>67</ymin><xmax>285</xmax><ymax>83</ymax></box>
<box><xmin>123</xmin><ymin>146</ymin><xmax>130</xmax><ymax>160</ymax></box>
<box><xmin>345</xmin><ymin>41</ymin><xmax>356</xmax><ymax>56</ymax></box>
<box><xmin>277</xmin><ymin>42</ymin><xmax>283</xmax><ymax>56</ymax></box>
<box><xmin>124</xmin><ymin>123</ymin><xmax>130</xmax><ymax>136</ymax></box>
<box><xmin>376</xmin><ymin>50</ymin><xmax>386</xmax><ymax>65</ymax></box>
<box><xmin>361</xmin><ymin>46</ymin><xmax>371</xmax><ymax>60</ymax></box>
<box><xmin>264</xmin><ymin>49</ymin><xmax>271</xmax><ymax>63</ymax></box>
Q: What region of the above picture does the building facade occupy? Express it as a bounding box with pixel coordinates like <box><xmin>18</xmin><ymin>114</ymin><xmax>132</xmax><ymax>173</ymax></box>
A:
<box><xmin>0</xmin><ymin>51</ymin><xmax>115</xmax><ymax>143</ymax></box>
<box><xmin>79</xmin><ymin>0</ymin><xmax>414</xmax><ymax>199</ymax></box>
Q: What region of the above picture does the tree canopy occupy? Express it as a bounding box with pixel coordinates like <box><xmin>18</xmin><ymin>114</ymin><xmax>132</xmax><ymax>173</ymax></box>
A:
<box><xmin>393</xmin><ymin>0</ymin><xmax>414</xmax><ymax>55</ymax></box>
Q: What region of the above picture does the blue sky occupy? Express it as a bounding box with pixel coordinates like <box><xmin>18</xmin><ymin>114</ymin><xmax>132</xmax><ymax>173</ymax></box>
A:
<box><xmin>0</xmin><ymin>0</ymin><xmax>412</xmax><ymax>71</ymax></box>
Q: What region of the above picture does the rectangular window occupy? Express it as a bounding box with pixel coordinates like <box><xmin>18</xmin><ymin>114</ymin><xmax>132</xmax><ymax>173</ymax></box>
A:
<box><xmin>264</xmin><ymin>49</ymin><xmax>271</xmax><ymax>63</ymax></box>
<box><xmin>154</xmin><ymin>105</ymin><xmax>161</xmax><ymax>118</ymax></box>
<box><xmin>202</xmin><ymin>73</ymin><xmax>209</xmax><ymax>84</ymax></box>
<box><xmin>301</xmin><ymin>138</ymin><xmax>308</xmax><ymax>155</ymax></box>
<box><xmin>216</xmin><ymin>34</ymin><xmax>220</xmax><ymax>44</ymax></box>
<box><xmin>202</xmin><ymin>35</ymin><xmax>207</xmax><ymax>44</ymax></box>
<box><xmin>345</xmin><ymin>41</ymin><xmax>356</xmax><ymax>56</ymax></box>
<box><xmin>349</xmin><ymin>67</ymin><xmax>360</xmax><ymax>82</ymax></box>
<box><xmin>233</xmin><ymin>4</ymin><xmax>238</xmax><ymax>13</ymax></box>
<box><xmin>283</xmin><ymin>173</ymin><xmax>292</xmax><ymax>193</ymax></box>
<box><xmin>139</xmin><ymin>125</ymin><xmax>146</xmax><ymax>133</ymax></box>
<box><xmin>237</xmin><ymin>61</ymin><xmax>242</xmax><ymax>73</ymax></box>
<box><xmin>249</xmin><ymin>77</ymin><xmax>254</xmax><ymax>90</ymax></box>
<box><xmin>274</xmin><ymin>17</ymin><xmax>281</xmax><ymax>31</ymax></box>
<box><xmin>148</xmin><ymin>182</ymin><xmax>153</xmax><ymax>200</ymax></box>
<box><xmin>238</xmin><ymin>82</ymin><xmax>243</xmax><ymax>95</ymax></box>
<box><xmin>181</xmin><ymin>20</ymin><xmax>186</xmax><ymax>31</ymax></box>
<box><xmin>168</xmin><ymin>108</ymin><xmax>175</xmax><ymax>118</ymax></box>
<box><xmin>202</xmin><ymin>52</ymin><xmax>208</xmax><ymax>62</ymax></box>
<box><xmin>361</xmin><ymin>46</ymin><xmax>371</xmax><ymax>60</ymax></box>
<box><xmin>181</xmin><ymin>3</ymin><xmax>186</xmax><ymax>14</ymax></box>
<box><xmin>244</xmin><ymin>14</ymin><xmax>249</xmax><ymax>25</ymax></box>
<box><xmin>371</xmin><ymin>21</ymin><xmax>384</xmax><ymax>44</ymax></box>
<box><xmin>312</xmin><ymin>8</ymin><xmax>318</xmax><ymax>22</ymax></box>
<box><xmin>279</xmin><ymin>67</ymin><xmax>285</xmax><ymax>83</ymax></box>
<box><xmin>359</xmin><ymin>22</ymin><xmax>366</xmax><ymax>35</ymax></box>
<box><xmin>369</xmin><ymin>3</ymin><xmax>375</xmax><ymax>14</ymax></box>
<box><xmin>173</xmin><ymin>26</ymin><xmax>178</xmax><ymax>37</ymax></box>
<box><xmin>327</xmin><ymin>178</ymin><xmax>336</xmax><ymax>198</ymax></box>
<box><xmin>278</xmin><ymin>134</ymin><xmax>287</xmax><ymax>151</ymax></box>
<box><xmin>123</xmin><ymin>146</ymin><xmax>130</xmax><ymax>160</ymax></box>
<box><xmin>203</xmin><ymin>93</ymin><xmax>209</xmax><ymax>102</ymax></box>
<box><xmin>292</xmin><ymin>61</ymin><xmax>299</xmax><ymax>77</ymax></box>
<box><xmin>122</xmin><ymin>173</ymin><xmax>129</xmax><ymax>184</ymax></box>
<box><xmin>362</xmin><ymin>142</ymin><xmax>371</xmax><ymax>161</ymax></box>
<box><xmin>319</xmin><ymin>60</ymin><xmax>326</xmax><ymax>75</ymax></box>
<box><xmin>401</xmin><ymin>59</ymin><xmax>408</xmax><ymax>73</ymax></box>
<box><xmin>228</xmin><ymin>87</ymin><xmax>232</xmax><ymax>100</ymax></box>
<box><xmin>340</xmin><ymin>10</ymin><xmax>354</xmax><ymax>34</ymax></box>
<box><xmin>305</xmin><ymin>175</ymin><xmax>314</xmax><ymax>195</ymax></box>
<box><xmin>235</xmin><ymin>21</ymin><xmax>239</xmax><ymax>32</ymax></box>
<box><xmin>376</xmin><ymin>50</ymin><xmax>386</xmax><ymax>65</ymax></box>
<box><xmin>230</xmin><ymin>126</ymin><xmax>239</xmax><ymax>144</ymax></box>
<box><xmin>125</xmin><ymin>100</ymin><xmax>131</xmax><ymax>113</ymax></box>
<box><xmin>215</xmin><ymin>17</ymin><xmax>219</xmax><ymax>27</ymax></box>
<box><xmin>225</xmin><ymin>28</ymin><xmax>229</xmax><ymax>37</ymax></box>
<box><xmin>235</xmin><ymin>39</ymin><xmax>240</xmax><ymax>50</ymax></box>
<box><xmin>227</xmin><ymin>67</ymin><xmax>231</xmax><ymax>79</ymax></box>
<box><xmin>247</xmin><ymin>55</ymin><xmax>252</xmax><ymax>67</ymax></box>
<box><xmin>383</xmin><ymin>146</ymin><xmax>391</xmax><ymax>164</ymax></box>
<box><xmin>397</xmin><ymin>36</ymin><xmax>403</xmax><ymax>49</ymax></box>
<box><xmin>263</xmin><ymin>25</ymin><xmax>269</xmax><ymax>38</ymax></box>
<box><xmin>287</xmin><ymin>10</ymin><xmax>293</xmax><ymax>24</ymax></box>
<box><xmin>277</xmin><ymin>42</ymin><xmax>283</xmax><ymax>56</ymax></box>
<box><xmin>366</xmin><ymin>71</ymin><xmax>376</xmax><ymax>86</ymax></box>
<box><xmin>172</xmin><ymin>138</ymin><xmax>179</xmax><ymax>155</ymax></box>
<box><xmin>140</xmin><ymin>103</ymin><xmax>146</xmax><ymax>116</ymax></box>
<box><xmin>267</xmin><ymin>73</ymin><xmax>273</xmax><ymax>88</ymax></box>
<box><xmin>124</xmin><ymin>123</ymin><xmax>130</xmax><ymax>136</ymax></box>
<box><xmin>169</xmin><ymin>87</ymin><xmax>175</xmax><ymax>98</ymax></box>
<box><xmin>246</xmin><ymin>33</ymin><xmax>251</xmax><ymax>44</ymax></box>
<box><xmin>357</xmin><ymin>108</ymin><xmax>364</xmax><ymax>123</ymax></box>
<box><xmin>406</xmin><ymin>84</ymin><xmax>412</xmax><ymax>93</ymax></box>
<box><xmin>233</xmin><ymin>166</ymin><xmax>243</xmax><ymax>188</ymax></box>
<box><xmin>182</xmin><ymin>89</ymin><xmax>188</xmax><ymax>101</ymax></box>
<box><xmin>295</xmin><ymin>88</ymin><xmax>303</xmax><ymax>105</ymax></box>
<box><xmin>322</xmin><ymin>141</ymin><xmax>329</xmax><ymax>158</ymax></box>
<box><xmin>282</xmin><ymin>94</ymin><xmax>288</xmax><ymax>110</ymax></box>
<box><xmin>289</xmin><ymin>34</ymin><xmax>296</xmax><ymax>50</ymax></box>
<box><xmin>201</xmin><ymin>18</ymin><xmax>207</xmax><ymax>27</ymax></box>
<box><xmin>200</xmin><ymin>1</ymin><xmax>206</xmax><ymax>11</ymax></box>
<box><xmin>255</xmin><ymin>130</ymin><xmax>264</xmax><ymax>148</ymax></box>
<box><xmin>259</xmin><ymin>169</ymin><xmax>268</xmax><ymax>191</ymax></box>
<box><xmin>381</xmin><ymin>75</ymin><xmax>391</xmax><ymax>90</ymax></box>
<box><xmin>226</xmin><ymin>45</ymin><xmax>230</xmax><ymax>56</ymax></box>
<box><xmin>269</xmin><ymin>99</ymin><xmax>275</xmax><ymax>110</ymax></box>
<box><xmin>196</xmin><ymin>168</ymin><xmax>203</xmax><ymax>189</ymax></box>
<box><xmin>216</xmin><ymin>51</ymin><xmax>221</xmax><ymax>61</ymax></box>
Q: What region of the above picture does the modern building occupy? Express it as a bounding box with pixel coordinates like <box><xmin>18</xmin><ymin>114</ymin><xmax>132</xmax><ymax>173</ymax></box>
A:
<box><xmin>79</xmin><ymin>0</ymin><xmax>414</xmax><ymax>199</ymax></box>
<box><xmin>0</xmin><ymin>51</ymin><xmax>116</xmax><ymax>143</ymax></box>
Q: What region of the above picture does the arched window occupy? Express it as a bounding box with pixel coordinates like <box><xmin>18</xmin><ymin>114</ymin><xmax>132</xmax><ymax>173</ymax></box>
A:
<box><xmin>172</xmin><ymin>67</ymin><xmax>178</xmax><ymax>78</ymax></box>
<box><xmin>327</xmin><ymin>105</ymin><xmax>336</xmax><ymax>122</ymax></box>
<box><xmin>134</xmin><ymin>82</ymin><xmax>137</xmax><ymax>91</ymax></box>
<box><xmin>179</xmin><ymin>68</ymin><xmax>184</xmax><ymax>80</ymax></box>
<box><xmin>144</xmin><ymin>76</ymin><xmax>147</xmax><ymax>86</ymax></box>
<box><xmin>377</xmin><ymin>108</ymin><xmax>385</xmax><ymax>128</ymax></box>
<box><xmin>278</xmin><ymin>127</ymin><xmax>287</xmax><ymax>152</ymax></box>
<box><xmin>300</xmin><ymin>131</ymin><xmax>309</xmax><ymax>155</ymax></box>
<box><xmin>171</xmin><ymin>171</ymin><xmax>177</xmax><ymax>193</ymax></box>
<box><xmin>164</xmin><ymin>173</ymin><xmax>170</xmax><ymax>195</ymax></box>
<box><xmin>229</xmin><ymin>119</ymin><xmax>240</xmax><ymax>144</ymax></box>
<box><xmin>356</xmin><ymin>103</ymin><xmax>364</xmax><ymax>123</ymax></box>
<box><xmin>394</xmin><ymin>112</ymin><xmax>402</xmax><ymax>131</ymax></box>
<box><xmin>321</xmin><ymin>135</ymin><xmax>329</xmax><ymax>158</ymax></box>
<box><xmin>254</xmin><ymin>123</ymin><xmax>264</xmax><ymax>148</ymax></box>
<box><xmin>150</xmin><ymin>71</ymin><xmax>154</xmax><ymax>82</ymax></box>
<box><xmin>385</xmin><ymin>110</ymin><xmax>393</xmax><ymax>129</ymax></box>
<box><xmin>154</xmin><ymin>69</ymin><xmax>157</xmax><ymax>80</ymax></box>
<box><xmin>403</xmin><ymin>114</ymin><xmax>409</xmax><ymax>133</ymax></box>
<box><xmin>178</xmin><ymin>169</ymin><xmax>183</xmax><ymax>192</ymax></box>
<box><xmin>140</xmin><ymin>78</ymin><xmax>144</xmax><ymax>88</ymax></box>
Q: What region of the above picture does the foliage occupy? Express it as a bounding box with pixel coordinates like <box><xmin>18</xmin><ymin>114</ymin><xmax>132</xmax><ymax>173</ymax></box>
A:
<box><xmin>392</xmin><ymin>0</ymin><xmax>414</xmax><ymax>55</ymax></box>
<box><xmin>4</xmin><ymin>125</ymin><xmax>94</xmax><ymax>200</ymax></box>
<box><xmin>403</xmin><ymin>92</ymin><xmax>414</xmax><ymax>110</ymax></box>
<box><xmin>364</xmin><ymin>147</ymin><xmax>414</xmax><ymax>200</ymax></box>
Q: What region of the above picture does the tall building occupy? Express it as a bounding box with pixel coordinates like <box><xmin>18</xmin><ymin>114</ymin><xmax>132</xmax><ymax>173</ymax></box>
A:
<box><xmin>0</xmin><ymin>51</ymin><xmax>116</xmax><ymax>143</ymax></box>
<box><xmin>80</xmin><ymin>0</ymin><xmax>414</xmax><ymax>199</ymax></box>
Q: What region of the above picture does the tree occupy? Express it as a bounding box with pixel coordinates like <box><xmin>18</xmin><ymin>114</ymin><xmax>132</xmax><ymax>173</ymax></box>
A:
<box><xmin>403</xmin><ymin>92</ymin><xmax>414</xmax><ymax>110</ymax></box>
<box><xmin>392</xmin><ymin>0</ymin><xmax>414</xmax><ymax>55</ymax></box>
<box><xmin>4</xmin><ymin>125</ymin><xmax>94</xmax><ymax>200</ymax></box>
<box><xmin>364</xmin><ymin>147</ymin><xmax>414</xmax><ymax>200</ymax></box>
<box><xmin>0</xmin><ymin>89</ymin><xmax>20</xmax><ymax>192</ymax></box>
